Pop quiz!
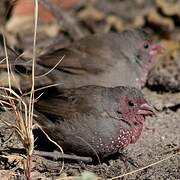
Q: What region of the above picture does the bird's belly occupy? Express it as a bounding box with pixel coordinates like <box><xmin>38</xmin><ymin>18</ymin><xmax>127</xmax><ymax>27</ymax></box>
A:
<box><xmin>50</xmin><ymin>64</ymin><xmax>141</xmax><ymax>89</ymax></box>
<box><xmin>94</xmin><ymin>66</ymin><xmax>140</xmax><ymax>88</ymax></box>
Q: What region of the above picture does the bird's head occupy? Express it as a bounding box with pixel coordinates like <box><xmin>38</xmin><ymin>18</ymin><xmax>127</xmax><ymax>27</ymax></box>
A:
<box><xmin>120</xmin><ymin>29</ymin><xmax>163</xmax><ymax>71</ymax></box>
<box><xmin>114</xmin><ymin>87</ymin><xmax>156</xmax><ymax>144</ymax></box>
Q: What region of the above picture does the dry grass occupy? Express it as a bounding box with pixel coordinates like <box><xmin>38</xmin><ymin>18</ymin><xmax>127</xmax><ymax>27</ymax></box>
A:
<box><xmin>0</xmin><ymin>0</ymin><xmax>39</xmax><ymax>179</ymax></box>
<box><xmin>0</xmin><ymin>1</ymin><xmax>65</xmax><ymax>179</ymax></box>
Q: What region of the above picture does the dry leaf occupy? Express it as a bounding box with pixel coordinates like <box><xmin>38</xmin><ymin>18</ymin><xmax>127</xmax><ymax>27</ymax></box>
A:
<box><xmin>106</xmin><ymin>15</ymin><xmax>124</xmax><ymax>32</ymax></box>
<box><xmin>0</xmin><ymin>154</ymin><xmax>24</xmax><ymax>169</ymax></box>
<box><xmin>147</xmin><ymin>9</ymin><xmax>175</xmax><ymax>31</ymax></box>
<box><xmin>160</xmin><ymin>40</ymin><xmax>180</xmax><ymax>57</ymax></box>
<box><xmin>0</xmin><ymin>170</ymin><xmax>17</xmax><ymax>180</ymax></box>
<box><xmin>156</xmin><ymin>0</ymin><xmax>180</xmax><ymax>17</ymax></box>
<box><xmin>78</xmin><ymin>6</ymin><xmax>105</xmax><ymax>21</ymax></box>
<box><xmin>132</xmin><ymin>15</ymin><xmax>145</xmax><ymax>28</ymax></box>
<box><xmin>6</xmin><ymin>16</ymin><xmax>59</xmax><ymax>37</ymax></box>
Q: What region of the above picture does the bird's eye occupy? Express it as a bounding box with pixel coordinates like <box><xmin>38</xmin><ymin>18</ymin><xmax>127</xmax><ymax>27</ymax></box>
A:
<box><xmin>144</xmin><ymin>44</ymin><xmax>149</xmax><ymax>49</ymax></box>
<box><xmin>128</xmin><ymin>101</ymin><xmax>134</xmax><ymax>107</ymax></box>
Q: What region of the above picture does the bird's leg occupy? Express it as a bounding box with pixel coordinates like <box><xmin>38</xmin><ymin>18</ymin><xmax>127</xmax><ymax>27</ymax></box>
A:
<box><xmin>34</xmin><ymin>150</ymin><xmax>92</xmax><ymax>163</ymax></box>
<box><xmin>118</xmin><ymin>150</ymin><xmax>139</xmax><ymax>168</ymax></box>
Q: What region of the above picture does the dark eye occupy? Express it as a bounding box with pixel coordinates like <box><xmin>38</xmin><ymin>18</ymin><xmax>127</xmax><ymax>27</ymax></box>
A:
<box><xmin>128</xmin><ymin>101</ymin><xmax>134</xmax><ymax>107</ymax></box>
<box><xmin>144</xmin><ymin>44</ymin><xmax>149</xmax><ymax>49</ymax></box>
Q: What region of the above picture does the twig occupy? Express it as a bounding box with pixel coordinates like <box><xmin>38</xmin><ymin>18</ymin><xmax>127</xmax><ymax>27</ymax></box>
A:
<box><xmin>34</xmin><ymin>150</ymin><xmax>92</xmax><ymax>163</ymax></box>
<box><xmin>40</xmin><ymin>0</ymin><xmax>84</xmax><ymax>40</ymax></box>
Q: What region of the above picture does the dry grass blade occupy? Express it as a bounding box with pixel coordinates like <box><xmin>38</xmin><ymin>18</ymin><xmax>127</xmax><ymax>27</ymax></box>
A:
<box><xmin>0</xmin><ymin>87</ymin><xmax>31</xmax><ymax>149</ymax></box>
<box><xmin>76</xmin><ymin>136</ymin><xmax>101</xmax><ymax>164</ymax></box>
<box><xmin>34</xmin><ymin>123</ymin><xmax>65</xmax><ymax>174</ymax></box>
<box><xmin>22</xmin><ymin>83</ymin><xmax>60</xmax><ymax>97</ymax></box>
<box><xmin>23</xmin><ymin>0</ymin><xmax>39</xmax><ymax>178</ymax></box>
<box><xmin>9</xmin><ymin>65</ymin><xmax>22</xmax><ymax>94</ymax></box>
<box><xmin>2</xmin><ymin>31</ymin><xmax>11</xmax><ymax>90</ymax></box>
<box><xmin>0</xmin><ymin>57</ymin><xmax>6</xmax><ymax>64</ymax></box>
<box><xmin>0</xmin><ymin>0</ymin><xmax>39</xmax><ymax>179</ymax></box>
<box><xmin>35</xmin><ymin>55</ymin><xmax>65</xmax><ymax>78</ymax></box>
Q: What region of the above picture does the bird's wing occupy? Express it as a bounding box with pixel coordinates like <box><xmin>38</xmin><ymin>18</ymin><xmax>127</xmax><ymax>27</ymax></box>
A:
<box><xmin>34</xmin><ymin>88</ymin><xmax>94</xmax><ymax>121</ymax></box>
<box><xmin>37</xmin><ymin>33</ymin><xmax>120</xmax><ymax>75</ymax></box>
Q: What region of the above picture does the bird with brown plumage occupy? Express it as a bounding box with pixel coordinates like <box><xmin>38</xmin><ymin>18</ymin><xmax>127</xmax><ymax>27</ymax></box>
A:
<box><xmin>37</xmin><ymin>29</ymin><xmax>162</xmax><ymax>90</ymax></box>
<box><xmin>0</xmin><ymin>29</ymin><xmax>162</xmax><ymax>92</ymax></box>
<box><xmin>34</xmin><ymin>85</ymin><xmax>156</xmax><ymax>161</ymax></box>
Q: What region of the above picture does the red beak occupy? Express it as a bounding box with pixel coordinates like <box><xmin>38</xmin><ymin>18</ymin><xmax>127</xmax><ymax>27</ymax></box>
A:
<box><xmin>149</xmin><ymin>44</ymin><xmax>164</xmax><ymax>56</ymax></box>
<box><xmin>137</xmin><ymin>103</ymin><xmax>157</xmax><ymax>116</ymax></box>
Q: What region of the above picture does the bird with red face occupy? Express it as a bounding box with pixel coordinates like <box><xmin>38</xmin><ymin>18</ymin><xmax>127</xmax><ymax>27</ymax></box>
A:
<box><xmin>34</xmin><ymin>85</ymin><xmax>155</xmax><ymax>160</ymax></box>
<box><xmin>37</xmin><ymin>29</ymin><xmax>162</xmax><ymax>89</ymax></box>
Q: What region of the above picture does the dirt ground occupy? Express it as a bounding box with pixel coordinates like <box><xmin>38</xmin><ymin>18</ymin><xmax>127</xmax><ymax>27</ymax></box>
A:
<box><xmin>0</xmin><ymin>0</ymin><xmax>179</xmax><ymax>179</ymax></box>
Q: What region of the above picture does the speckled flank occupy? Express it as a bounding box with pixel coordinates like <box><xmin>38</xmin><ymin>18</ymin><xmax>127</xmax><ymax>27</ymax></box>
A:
<box><xmin>91</xmin><ymin>127</ymin><xmax>141</xmax><ymax>154</ymax></box>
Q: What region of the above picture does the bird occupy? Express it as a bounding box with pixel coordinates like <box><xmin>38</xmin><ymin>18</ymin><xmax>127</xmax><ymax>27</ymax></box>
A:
<box><xmin>37</xmin><ymin>29</ymin><xmax>162</xmax><ymax>90</ymax></box>
<box><xmin>34</xmin><ymin>85</ymin><xmax>156</xmax><ymax>160</ymax></box>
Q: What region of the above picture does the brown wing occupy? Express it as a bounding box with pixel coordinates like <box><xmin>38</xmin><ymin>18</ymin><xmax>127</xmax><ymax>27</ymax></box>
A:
<box><xmin>37</xmin><ymin>33</ymin><xmax>122</xmax><ymax>75</ymax></box>
<box><xmin>34</xmin><ymin>87</ymin><xmax>95</xmax><ymax>120</ymax></box>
